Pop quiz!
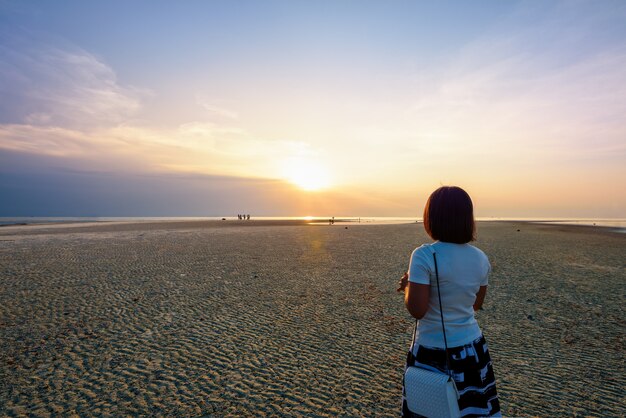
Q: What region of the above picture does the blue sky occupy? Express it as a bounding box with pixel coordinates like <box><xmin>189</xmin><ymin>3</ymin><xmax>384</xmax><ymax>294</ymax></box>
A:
<box><xmin>1</xmin><ymin>0</ymin><xmax>625</xmax><ymax>217</ymax></box>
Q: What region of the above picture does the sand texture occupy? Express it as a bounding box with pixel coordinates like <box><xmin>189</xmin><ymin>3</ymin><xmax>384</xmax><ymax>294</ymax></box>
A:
<box><xmin>0</xmin><ymin>221</ymin><xmax>624</xmax><ymax>417</ymax></box>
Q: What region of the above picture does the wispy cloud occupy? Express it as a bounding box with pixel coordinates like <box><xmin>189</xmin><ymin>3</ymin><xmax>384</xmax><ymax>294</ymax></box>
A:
<box><xmin>399</xmin><ymin>1</ymin><xmax>626</xmax><ymax>164</ymax></box>
<box><xmin>196</xmin><ymin>97</ymin><xmax>239</xmax><ymax>119</ymax></box>
<box><xmin>0</xmin><ymin>30</ymin><xmax>318</xmax><ymax>180</ymax></box>
<box><xmin>0</xmin><ymin>120</ymin><xmax>316</xmax><ymax>179</ymax></box>
<box><xmin>0</xmin><ymin>32</ymin><xmax>143</xmax><ymax>129</ymax></box>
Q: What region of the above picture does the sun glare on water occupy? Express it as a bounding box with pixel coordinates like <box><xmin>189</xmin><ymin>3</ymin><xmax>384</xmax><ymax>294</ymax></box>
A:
<box><xmin>282</xmin><ymin>158</ymin><xmax>331</xmax><ymax>191</ymax></box>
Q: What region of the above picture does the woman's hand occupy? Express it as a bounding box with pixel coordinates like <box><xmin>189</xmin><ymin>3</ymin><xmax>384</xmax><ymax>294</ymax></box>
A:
<box><xmin>397</xmin><ymin>272</ymin><xmax>409</xmax><ymax>292</ymax></box>
<box><xmin>473</xmin><ymin>285</ymin><xmax>488</xmax><ymax>311</ymax></box>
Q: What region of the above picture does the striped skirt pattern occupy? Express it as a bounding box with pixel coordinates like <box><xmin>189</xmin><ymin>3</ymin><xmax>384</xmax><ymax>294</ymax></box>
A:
<box><xmin>402</xmin><ymin>335</ymin><xmax>501</xmax><ymax>417</ymax></box>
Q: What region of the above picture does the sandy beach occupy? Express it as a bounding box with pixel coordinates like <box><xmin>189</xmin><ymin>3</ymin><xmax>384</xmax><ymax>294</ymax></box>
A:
<box><xmin>0</xmin><ymin>220</ymin><xmax>624</xmax><ymax>417</ymax></box>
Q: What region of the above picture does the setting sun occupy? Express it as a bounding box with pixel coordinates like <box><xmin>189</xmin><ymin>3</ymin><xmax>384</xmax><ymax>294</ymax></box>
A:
<box><xmin>282</xmin><ymin>158</ymin><xmax>331</xmax><ymax>191</ymax></box>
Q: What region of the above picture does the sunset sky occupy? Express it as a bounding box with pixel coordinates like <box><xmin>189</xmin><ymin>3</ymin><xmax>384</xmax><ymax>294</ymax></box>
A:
<box><xmin>1</xmin><ymin>0</ymin><xmax>625</xmax><ymax>217</ymax></box>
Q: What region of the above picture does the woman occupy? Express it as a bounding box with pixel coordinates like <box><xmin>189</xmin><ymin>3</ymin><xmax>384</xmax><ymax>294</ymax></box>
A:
<box><xmin>398</xmin><ymin>186</ymin><xmax>501</xmax><ymax>417</ymax></box>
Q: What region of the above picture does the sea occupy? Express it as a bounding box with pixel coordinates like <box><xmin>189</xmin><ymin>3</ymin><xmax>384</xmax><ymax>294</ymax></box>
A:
<box><xmin>0</xmin><ymin>216</ymin><xmax>625</xmax><ymax>232</ymax></box>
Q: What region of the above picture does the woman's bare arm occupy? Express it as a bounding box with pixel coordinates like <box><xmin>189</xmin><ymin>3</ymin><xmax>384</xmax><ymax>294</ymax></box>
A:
<box><xmin>404</xmin><ymin>282</ymin><xmax>431</xmax><ymax>319</ymax></box>
<box><xmin>473</xmin><ymin>285</ymin><xmax>488</xmax><ymax>311</ymax></box>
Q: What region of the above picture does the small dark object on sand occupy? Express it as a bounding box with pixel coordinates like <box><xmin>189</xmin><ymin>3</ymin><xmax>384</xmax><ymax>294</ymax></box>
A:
<box><xmin>345</xmin><ymin>226</ymin><xmax>348</xmax><ymax>229</ymax></box>
<box><xmin>222</xmin><ymin>218</ymin><xmax>226</xmax><ymax>221</ymax></box>
<box><xmin>517</xmin><ymin>229</ymin><xmax>520</xmax><ymax>232</ymax></box>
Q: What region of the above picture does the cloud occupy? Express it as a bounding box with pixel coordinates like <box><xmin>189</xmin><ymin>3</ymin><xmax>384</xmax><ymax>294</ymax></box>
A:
<box><xmin>0</xmin><ymin>121</ymin><xmax>315</xmax><ymax>180</ymax></box>
<box><xmin>0</xmin><ymin>30</ymin><xmax>143</xmax><ymax>129</ymax></box>
<box><xmin>0</xmin><ymin>124</ymin><xmax>97</xmax><ymax>157</ymax></box>
<box><xmin>0</xmin><ymin>29</ymin><xmax>320</xmax><ymax>182</ymax></box>
<box><xmin>196</xmin><ymin>97</ymin><xmax>239</xmax><ymax>119</ymax></box>
<box><xmin>0</xmin><ymin>149</ymin><xmax>295</xmax><ymax>216</ymax></box>
<box><xmin>0</xmin><ymin>149</ymin><xmax>404</xmax><ymax>217</ymax></box>
<box><xmin>399</xmin><ymin>1</ymin><xmax>626</xmax><ymax>164</ymax></box>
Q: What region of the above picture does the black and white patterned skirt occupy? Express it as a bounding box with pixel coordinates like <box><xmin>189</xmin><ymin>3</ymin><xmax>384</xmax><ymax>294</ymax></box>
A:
<box><xmin>402</xmin><ymin>335</ymin><xmax>501</xmax><ymax>417</ymax></box>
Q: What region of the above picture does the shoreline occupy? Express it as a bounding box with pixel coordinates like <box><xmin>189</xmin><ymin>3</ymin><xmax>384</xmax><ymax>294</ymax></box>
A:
<box><xmin>0</xmin><ymin>218</ymin><xmax>623</xmax><ymax>236</ymax></box>
<box><xmin>502</xmin><ymin>220</ymin><xmax>626</xmax><ymax>235</ymax></box>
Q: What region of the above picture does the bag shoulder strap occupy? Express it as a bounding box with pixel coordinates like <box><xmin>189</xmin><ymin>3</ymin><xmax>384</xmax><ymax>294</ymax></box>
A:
<box><xmin>432</xmin><ymin>249</ymin><xmax>453</xmax><ymax>377</ymax></box>
<box><xmin>409</xmin><ymin>244</ymin><xmax>453</xmax><ymax>377</ymax></box>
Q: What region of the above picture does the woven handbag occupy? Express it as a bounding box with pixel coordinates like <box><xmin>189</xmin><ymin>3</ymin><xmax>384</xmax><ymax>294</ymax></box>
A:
<box><xmin>404</xmin><ymin>248</ymin><xmax>461</xmax><ymax>418</ymax></box>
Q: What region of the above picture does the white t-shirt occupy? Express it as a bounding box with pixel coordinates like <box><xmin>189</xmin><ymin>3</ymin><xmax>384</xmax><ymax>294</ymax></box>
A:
<box><xmin>408</xmin><ymin>241</ymin><xmax>491</xmax><ymax>348</ymax></box>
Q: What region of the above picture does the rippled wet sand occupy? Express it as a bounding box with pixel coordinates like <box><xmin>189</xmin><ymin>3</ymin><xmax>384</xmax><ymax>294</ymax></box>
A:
<box><xmin>0</xmin><ymin>221</ymin><xmax>624</xmax><ymax>416</ymax></box>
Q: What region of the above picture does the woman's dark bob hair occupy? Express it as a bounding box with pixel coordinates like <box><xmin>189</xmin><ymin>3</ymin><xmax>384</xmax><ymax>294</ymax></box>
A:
<box><xmin>423</xmin><ymin>186</ymin><xmax>475</xmax><ymax>244</ymax></box>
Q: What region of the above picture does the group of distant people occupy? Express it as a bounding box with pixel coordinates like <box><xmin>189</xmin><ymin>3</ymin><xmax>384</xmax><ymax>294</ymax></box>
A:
<box><xmin>237</xmin><ymin>214</ymin><xmax>251</xmax><ymax>220</ymax></box>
